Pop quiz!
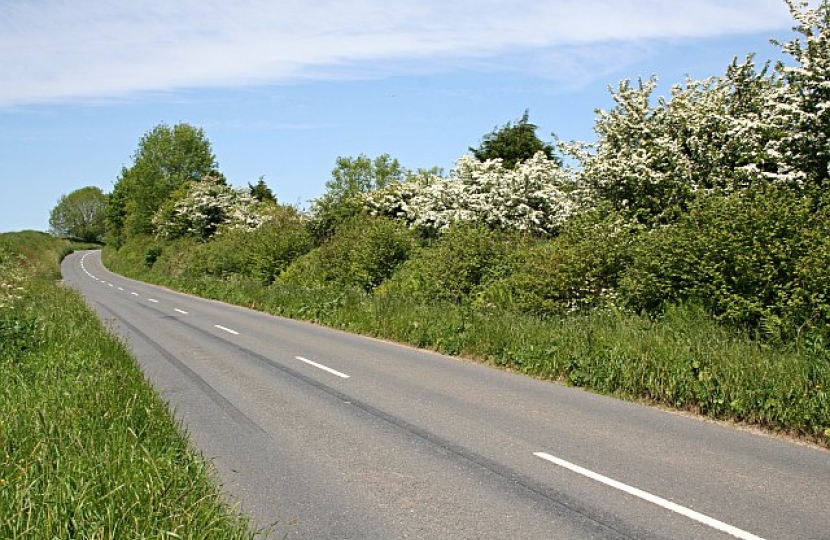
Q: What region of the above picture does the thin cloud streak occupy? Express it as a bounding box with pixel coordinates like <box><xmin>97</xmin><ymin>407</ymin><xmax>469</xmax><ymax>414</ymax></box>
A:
<box><xmin>1</xmin><ymin>0</ymin><xmax>794</xmax><ymax>107</ymax></box>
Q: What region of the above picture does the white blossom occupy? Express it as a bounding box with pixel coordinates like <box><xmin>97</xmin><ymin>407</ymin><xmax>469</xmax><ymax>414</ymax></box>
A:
<box><xmin>153</xmin><ymin>175</ymin><xmax>267</xmax><ymax>240</ymax></box>
<box><xmin>365</xmin><ymin>152</ymin><xmax>577</xmax><ymax>235</ymax></box>
<box><xmin>762</xmin><ymin>0</ymin><xmax>830</xmax><ymax>186</ymax></box>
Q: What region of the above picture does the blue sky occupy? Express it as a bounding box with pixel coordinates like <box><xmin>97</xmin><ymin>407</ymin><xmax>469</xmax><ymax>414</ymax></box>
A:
<box><xmin>0</xmin><ymin>0</ymin><xmax>802</xmax><ymax>232</ymax></box>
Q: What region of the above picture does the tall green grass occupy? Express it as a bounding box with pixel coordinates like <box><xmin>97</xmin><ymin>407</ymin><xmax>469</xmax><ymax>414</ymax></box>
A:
<box><xmin>1</xmin><ymin>232</ymin><xmax>259</xmax><ymax>539</ymax></box>
<box><xmin>104</xmin><ymin>244</ymin><xmax>830</xmax><ymax>446</ymax></box>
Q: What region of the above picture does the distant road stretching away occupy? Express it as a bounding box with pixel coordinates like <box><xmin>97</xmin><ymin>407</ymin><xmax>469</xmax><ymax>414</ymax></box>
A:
<box><xmin>62</xmin><ymin>250</ymin><xmax>829</xmax><ymax>540</ymax></box>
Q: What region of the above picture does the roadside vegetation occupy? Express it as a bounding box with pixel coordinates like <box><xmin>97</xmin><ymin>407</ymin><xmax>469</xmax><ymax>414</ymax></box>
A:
<box><xmin>0</xmin><ymin>231</ymin><xmax>258</xmax><ymax>539</ymax></box>
<box><xmin>96</xmin><ymin>0</ymin><xmax>828</xmax><ymax>446</ymax></box>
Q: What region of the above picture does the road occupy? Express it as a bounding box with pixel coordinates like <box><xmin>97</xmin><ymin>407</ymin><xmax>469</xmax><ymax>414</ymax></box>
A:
<box><xmin>62</xmin><ymin>250</ymin><xmax>829</xmax><ymax>539</ymax></box>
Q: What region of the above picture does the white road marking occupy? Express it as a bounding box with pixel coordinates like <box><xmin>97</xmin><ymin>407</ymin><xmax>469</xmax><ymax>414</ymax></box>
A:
<box><xmin>214</xmin><ymin>324</ymin><xmax>239</xmax><ymax>335</ymax></box>
<box><xmin>533</xmin><ymin>452</ymin><xmax>766</xmax><ymax>540</ymax></box>
<box><xmin>295</xmin><ymin>356</ymin><xmax>350</xmax><ymax>379</ymax></box>
<box><xmin>118</xmin><ymin>287</ymin><xmax>124</xmax><ymax>291</ymax></box>
<box><xmin>131</xmin><ymin>292</ymin><xmax>140</xmax><ymax>296</ymax></box>
<box><xmin>174</xmin><ymin>308</ymin><xmax>189</xmax><ymax>315</ymax></box>
<box><xmin>148</xmin><ymin>298</ymin><xmax>159</xmax><ymax>303</ymax></box>
<box><xmin>108</xmin><ymin>283</ymin><xmax>114</xmax><ymax>287</ymax></box>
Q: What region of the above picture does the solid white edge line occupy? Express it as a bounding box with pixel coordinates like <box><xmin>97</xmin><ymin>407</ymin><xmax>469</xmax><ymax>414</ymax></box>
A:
<box><xmin>174</xmin><ymin>308</ymin><xmax>189</xmax><ymax>315</ymax></box>
<box><xmin>214</xmin><ymin>324</ymin><xmax>239</xmax><ymax>335</ymax></box>
<box><xmin>295</xmin><ymin>356</ymin><xmax>350</xmax><ymax>379</ymax></box>
<box><xmin>533</xmin><ymin>452</ymin><xmax>766</xmax><ymax>540</ymax></box>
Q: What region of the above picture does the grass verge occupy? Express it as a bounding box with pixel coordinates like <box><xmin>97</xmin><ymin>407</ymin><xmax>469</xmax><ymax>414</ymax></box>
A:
<box><xmin>1</xmin><ymin>232</ymin><xmax>259</xmax><ymax>539</ymax></box>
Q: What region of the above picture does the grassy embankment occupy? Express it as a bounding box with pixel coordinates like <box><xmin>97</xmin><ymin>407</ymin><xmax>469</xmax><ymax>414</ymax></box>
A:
<box><xmin>104</xmin><ymin>238</ymin><xmax>830</xmax><ymax>447</ymax></box>
<box><xmin>0</xmin><ymin>231</ymin><xmax>259</xmax><ymax>539</ymax></box>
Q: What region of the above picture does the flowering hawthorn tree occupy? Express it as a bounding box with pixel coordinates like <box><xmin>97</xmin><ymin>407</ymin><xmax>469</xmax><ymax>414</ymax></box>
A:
<box><xmin>567</xmin><ymin>59</ymin><xmax>777</xmax><ymax>224</ymax></box>
<box><xmin>365</xmin><ymin>152</ymin><xmax>577</xmax><ymax>235</ymax></box>
<box><xmin>568</xmin><ymin>0</ymin><xmax>830</xmax><ymax>224</ymax></box>
<box><xmin>153</xmin><ymin>175</ymin><xmax>266</xmax><ymax>240</ymax></box>
<box><xmin>764</xmin><ymin>0</ymin><xmax>830</xmax><ymax>187</ymax></box>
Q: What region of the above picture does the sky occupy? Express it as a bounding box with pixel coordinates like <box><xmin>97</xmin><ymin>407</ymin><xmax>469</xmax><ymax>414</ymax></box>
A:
<box><xmin>0</xmin><ymin>0</ymin><xmax>804</xmax><ymax>233</ymax></box>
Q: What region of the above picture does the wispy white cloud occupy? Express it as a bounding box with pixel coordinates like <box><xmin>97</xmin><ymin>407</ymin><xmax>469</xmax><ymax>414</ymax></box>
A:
<box><xmin>0</xmin><ymin>0</ymin><xmax>795</xmax><ymax>107</ymax></box>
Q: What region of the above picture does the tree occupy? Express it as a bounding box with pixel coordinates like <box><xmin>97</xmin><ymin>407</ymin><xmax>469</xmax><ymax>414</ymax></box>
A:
<box><xmin>765</xmin><ymin>0</ymin><xmax>830</xmax><ymax>188</ymax></box>
<box><xmin>107</xmin><ymin>123</ymin><xmax>218</xmax><ymax>246</ymax></box>
<box><xmin>568</xmin><ymin>57</ymin><xmax>776</xmax><ymax>225</ymax></box>
<box><xmin>365</xmin><ymin>151</ymin><xmax>575</xmax><ymax>235</ymax></box>
<box><xmin>152</xmin><ymin>175</ymin><xmax>265</xmax><ymax>241</ymax></box>
<box><xmin>308</xmin><ymin>154</ymin><xmax>406</xmax><ymax>243</ymax></box>
<box><xmin>49</xmin><ymin>186</ymin><xmax>108</xmax><ymax>242</ymax></box>
<box><xmin>470</xmin><ymin>111</ymin><xmax>559</xmax><ymax>169</ymax></box>
<box><xmin>325</xmin><ymin>154</ymin><xmax>405</xmax><ymax>199</ymax></box>
<box><xmin>249</xmin><ymin>177</ymin><xmax>277</xmax><ymax>204</ymax></box>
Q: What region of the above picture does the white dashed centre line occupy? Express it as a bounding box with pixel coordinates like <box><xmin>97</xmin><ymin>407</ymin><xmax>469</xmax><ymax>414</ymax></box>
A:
<box><xmin>295</xmin><ymin>356</ymin><xmax>350</xmax><ymax>379</ymax></box>
<box><xmin>214</xmin><ymin>324</ymin><xmax>239</xmax><ymax>335</ymax></box>
<box><xmin>118</xmin><ymin>287</ymin><xmax>124</xmax><ymax>291</ymax></box>
<box><xmin>533</xmin><ymin>452</ymin><xmax>766</xmax><ymax>540</ymax></box>
<box><xmin>131</xmin><ymin>292</ymin><xmax>140</xmax><ymax>297</ymax></box>
<box><xmin>174</xmin><ymin>308</ymin><xmax>189</xmax><ymax>315</ymax></box>
<box><xmin>148</xmin><ymin>298</ymin><xmax>159</xmax><ymax>303</ymax></box>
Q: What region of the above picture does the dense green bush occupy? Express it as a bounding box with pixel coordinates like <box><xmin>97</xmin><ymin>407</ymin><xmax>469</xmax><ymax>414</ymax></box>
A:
<box><xmin>477</xmin><ymin>208</ymin><xmax>635</xmax><ymax>315</ymax></box>
<box><xmin>189</xmin><ymin>209</ymin><xmax>313</xmax><ymax>284</ymax></box>
<box><xmin>243</xmin><ymin>210</ymin><xmax>313</xmax><ymax>284</ymax></box>
<box><xmin>792</xmin><ymin>201</ymin><xmax>830</xmax><ymax>335</ymax></box>
<box><xmin>618</xmin><ymin>185</ymin><xmax>824</xmax><ymax>339</ymax></box>
<box><xmin>377</xmin><ymin>222</ymin><xmax>518</xmax><ymax>304</ymax></box>
<box><xmin>281</xmin><ymin>216</ymin><xmax>416</xmax><ymax>292</ymax></box>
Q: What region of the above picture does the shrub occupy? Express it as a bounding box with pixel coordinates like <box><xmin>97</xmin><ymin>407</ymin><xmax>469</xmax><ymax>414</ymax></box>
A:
<box><xmin>242</xmin><ymin>209</ymin><xmax>313</xmax><ymax>284</ymax></box>
<box><xmin>366</xmin><ymin>152</ymin><xmax>576</xmax><ymax>235</ymax></box>
<box><xmin>281</xmin><ymin>216</ymin><xmax>416</xmax><ymax>292</ymax></box>
<box><xmin>145</xmin><ymin>245</ymin><xmax>163</xmax><ymax>268</ymax></box>
<box><xmin>477</xmin><ymin>208</ymin><xmax>636</xmax><ymax>315</ymax></box>
<box><xmin>153</xmin><ymin>175</ymin><xmax>265</xmax><ymax>240</ymax></box>
<box><xmin>378</xmin><ymin>222</ymin><xmax>518</xmax><ymax>304</ymax></box>
<box><xmin>619</xmin><ymin>185</ymin><xmax>819</xmax><ymax>338</ymax></box>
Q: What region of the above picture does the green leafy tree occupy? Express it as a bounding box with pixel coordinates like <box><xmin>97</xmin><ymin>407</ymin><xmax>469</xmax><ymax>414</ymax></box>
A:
<box><xmin>49</xmin><ymin>186</ymin><xmax>108</xmax><ymax>242</ymax></box>
<box><xmin>249</xmin><ymin>177</ymin><xmax>277</xmax><ymax>204</ymax></box>
<box><xmin>470</xmin><ymin>110</ymin><xmax>559</xmax><ymax>169</ymax></box>
<box><xmin>107</xmin><ymin>123</ymin><xmax>218</xmax><ymax>246</ymax></box>
<box><xmin>308</xmin><ymin>154</ymin><xmax>405</xmax><ymax>243</ymax></box>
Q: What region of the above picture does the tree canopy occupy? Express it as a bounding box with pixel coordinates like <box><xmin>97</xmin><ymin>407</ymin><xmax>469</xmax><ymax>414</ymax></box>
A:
<box><xmin>106</xmin><ymin>123</ymin><xmax>218</xmax><ymax>246</ymax></box>
<box><xmin>308</xmin><ymin>154</ymin><xmax>405</xmax><ymax>243</ymax></box>
<box><xmin>49</xmin><ymin>186</ymin><xmax>107</xmax><ymax>242</ymax></box>
<box><xmin>249</xmin><ymin>177</ymin><xmax>277</xmax><ymax>204</ymax></box>
<box><xmin>152</xmin><ymin>175</ymin><xmax>265</xmax><ymax>241</ymax></box>
<box><xmin>469</xmin><ymin>111</ymin><xmax>559</xmax><ymax>169</ymax></box>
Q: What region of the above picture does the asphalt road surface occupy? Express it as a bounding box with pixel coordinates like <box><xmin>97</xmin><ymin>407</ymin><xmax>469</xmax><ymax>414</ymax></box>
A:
<box><xmin>62</xmin><ymin>250</ymin><xmax>829</xmax><ymax>539</ymax></box>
